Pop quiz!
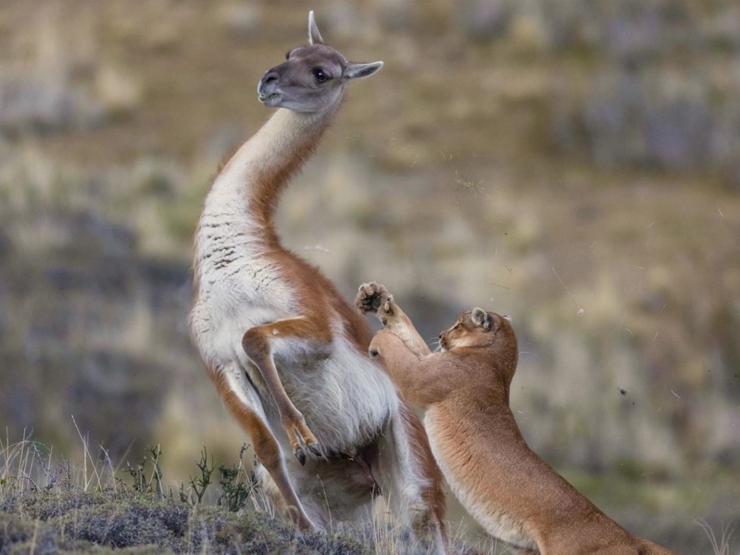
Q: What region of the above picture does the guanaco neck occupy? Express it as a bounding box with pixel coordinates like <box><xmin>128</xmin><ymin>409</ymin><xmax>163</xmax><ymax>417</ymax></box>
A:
<box><xmin>204</xmin><ymin>104</ymin><xmax>339</xmax><ymax>248</ymax></box>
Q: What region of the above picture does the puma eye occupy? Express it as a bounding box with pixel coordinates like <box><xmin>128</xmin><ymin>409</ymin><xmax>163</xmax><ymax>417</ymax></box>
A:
<box><xmin>312</xmin><ymin>67</ymin><xmax>330</xmax><ymax>83</ymax></box>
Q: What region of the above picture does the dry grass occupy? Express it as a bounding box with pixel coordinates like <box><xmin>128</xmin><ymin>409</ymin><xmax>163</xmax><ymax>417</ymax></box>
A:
<box><xmin>698</xmin><ymin>520</ymin><xmax>736</xmax><ymax>555</ymax></box>
<box><xmin>0</xmin><ymin>434</ymin><xmax>506</xmax><ymax>554</ymax></box>
<box><xmin>0</xmin><ymin>435</ymin><xmax>736</xmax><ymax>554</ymax></box>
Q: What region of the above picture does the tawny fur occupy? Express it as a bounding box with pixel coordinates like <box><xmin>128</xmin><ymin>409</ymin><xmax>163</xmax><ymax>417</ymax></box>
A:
<box><xmin>356</xmin><ymin>282</ymin><xmax>674</xmax><ymax>555</ymax></box>
<box><xmin>189</xmin><ymin>13</ymin><xmax>445</xmax><ymax>548</ymax></box>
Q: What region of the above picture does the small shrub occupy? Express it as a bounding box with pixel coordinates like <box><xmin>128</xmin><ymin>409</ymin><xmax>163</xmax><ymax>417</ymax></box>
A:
<box><xmin>179</xmin><ymin>446</ymin><xmax>213</xmax><ymax>506</ymax></box>
<box><xmin>126</xmin><ymin>445</ymin><xmax>165</xmax><ymax>497</ymax></box>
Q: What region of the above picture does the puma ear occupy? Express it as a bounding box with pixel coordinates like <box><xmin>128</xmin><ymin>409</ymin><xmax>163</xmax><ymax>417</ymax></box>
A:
<box><xmin>471</xmin><ymin>307</ymin><xmax>492</xmax><ymax>331</ymax></box>
<box><xmin>344</xmin><ymin>61</ymin><xmax>384</xmax><ymax>80</ymax></box>
<box><xmin>308</xmin><ymin>10</ymin><xmax>324</xmax><ymax>45</ymax></box>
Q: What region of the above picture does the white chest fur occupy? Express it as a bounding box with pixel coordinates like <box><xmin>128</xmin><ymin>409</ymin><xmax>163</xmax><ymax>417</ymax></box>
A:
<box><xmin>190</xmin><ymin>185</ymin><xmax>295</xmax><ymax>366</ymax></box>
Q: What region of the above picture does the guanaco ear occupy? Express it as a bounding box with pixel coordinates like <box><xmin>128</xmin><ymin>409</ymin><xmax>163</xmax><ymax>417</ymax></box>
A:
<box><xmin>471</xmin><ymin>307</ymin><xmax>492</xmax><ymax>331</ymax></box>
<box><xmin>308</xmin><ymin>10</ymin><xmax>324</xmax><ymax>45</ymax></box>
<box><xmin>344</xmin><ymin>61</ymin><xmax>384</xmax><ymax>80</ymax></box>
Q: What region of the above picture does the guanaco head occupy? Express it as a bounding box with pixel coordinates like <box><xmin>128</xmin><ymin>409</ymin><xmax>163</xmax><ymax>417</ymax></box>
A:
<box><xmin>257</xmin><ymin>11</ymin><xmax>383</xmax><ymax>113</ymax></box>
<box><xmin>439</xmin><ymin>308</ymin><xmax>518</xmax><ymax>373</ymax></box>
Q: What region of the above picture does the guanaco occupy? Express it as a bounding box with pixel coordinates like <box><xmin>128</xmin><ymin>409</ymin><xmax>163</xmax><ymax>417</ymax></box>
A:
<box><xmin>189</xmin><ymin>12</ymin><xmax>445</xmax><ymax>548</ymax></box>
<box><xmin>356</xmin><ymin>282</ymin><xmax>674</xmax><ymax>555</ymax></box>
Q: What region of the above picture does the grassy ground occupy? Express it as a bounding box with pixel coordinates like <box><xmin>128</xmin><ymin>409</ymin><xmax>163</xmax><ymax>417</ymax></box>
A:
<box><xmin>1</xmin><ymin>437</ymin><xmax>736</xmax><ymax>555</ymax></box>
<box><xmin>0</xmin><ymin>438</ymin><xmax>501</xmax><ymax>555</ymax></box>
<box><xmin>0</xmin><ymin>436</ymin><xmax>369</xmax><ymax>554</ymax></box>
<box><xmin>1</xmin><ymin>493</ymin><xmax>365</xmax><ymax>555</ymax></box>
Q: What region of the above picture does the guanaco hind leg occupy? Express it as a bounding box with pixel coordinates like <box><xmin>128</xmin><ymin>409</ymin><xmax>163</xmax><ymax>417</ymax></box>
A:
<box><xmin>242</xmin><ymin>317</ymin><xmax>326</xmax><ymax>464</ymax></box>
<box><xmin>212</xmin><ymin>366</ymin><xmax>315</xmax><ymax>530</ymax></box>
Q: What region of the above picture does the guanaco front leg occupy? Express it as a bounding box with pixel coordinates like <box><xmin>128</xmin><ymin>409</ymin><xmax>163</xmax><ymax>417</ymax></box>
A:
<box><xmin>355</xmin><ymin>282</ymin><xmax>431</xmax><ymax>356</ymax></box>
<box><xmin>242</xmin><ymin>317</ymin><xmax>326</xmax><ymax>465</ymax></box>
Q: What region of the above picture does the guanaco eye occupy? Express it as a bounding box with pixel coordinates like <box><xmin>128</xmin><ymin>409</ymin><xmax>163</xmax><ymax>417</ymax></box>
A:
<box><xmin>312</xmin><ymin>67</ymin><xmax>330</xmax><ymax>83</ymax></box>
<box><xmin>285</xmin><ymin>50</ymin><xmax>291</xmax><ymax>60</ymax></box>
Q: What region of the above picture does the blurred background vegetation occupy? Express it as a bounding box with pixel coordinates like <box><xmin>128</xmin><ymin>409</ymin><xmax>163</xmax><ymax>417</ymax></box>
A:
<box><xmin>0</xmin><ymin>0</ymin><xmax>738</xmax><ymax>552</ymax></box>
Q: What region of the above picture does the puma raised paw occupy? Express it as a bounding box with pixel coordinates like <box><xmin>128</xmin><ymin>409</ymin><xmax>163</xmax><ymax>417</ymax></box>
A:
<box><xmin>355</xmin><ymin>282</ymin><xmax>396</xmax><ymax>323</ymax></box>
